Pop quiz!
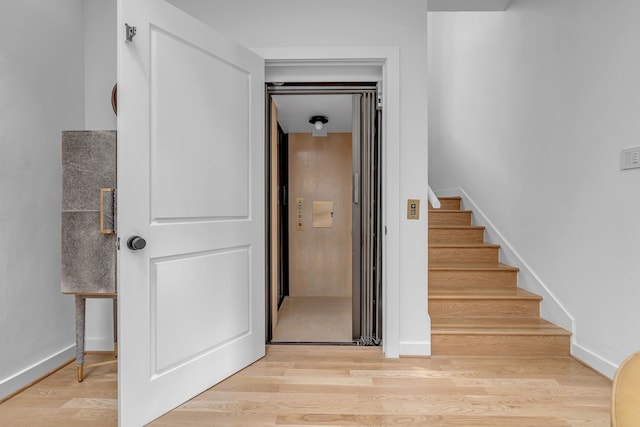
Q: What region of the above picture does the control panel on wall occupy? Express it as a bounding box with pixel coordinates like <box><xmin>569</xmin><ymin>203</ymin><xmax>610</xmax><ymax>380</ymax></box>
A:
<box><xmin>407</xmin><ymin>199</ymin><xmax>420</xmax><ymax>220</ymax></box>
<box><xmin>296</xmin><ymin>197</ymin><xmax>304</xmax><ymax>231</ymax></box>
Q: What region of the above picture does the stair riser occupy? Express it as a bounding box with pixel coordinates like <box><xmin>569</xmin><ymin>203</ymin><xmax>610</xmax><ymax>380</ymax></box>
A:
<box><xmin>431</xmin><ymin>334</ymin><xmax>570</xmax><ymax>356</ymax></box>
<box><xmin>429</xmin><ymin>247</ymin><xmax>499</xmax><ymax>265</ymax></box>
<box><xmin>429</xmin><ymin>299</ymin><xmax>540</xmax><ymax>317</ymax></box>
<box><xmin>429</xmin><ymin>270</ymin><xmax>517</xmax><ymax>289</ymax></box>
<box><xmin>429</xmin><ymin>211</ymin><xmax>471</xmax><ymax>226</ymax></box>
<box><xmin>429</xmin><ymin>198</ymin><xmax>461</xmax><ymax>210</ymax></box>
<box><xmin>429</xmin><ymin>228</ymin><xmax>484</xmax><ymax>244</ymax></box>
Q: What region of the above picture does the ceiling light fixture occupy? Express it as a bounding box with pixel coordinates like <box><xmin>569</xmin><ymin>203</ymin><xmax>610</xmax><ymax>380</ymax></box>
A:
<box><xmin>309</xmin><ymin>115</ymin><xmax>329</xmax><ymax>131</ymax></box>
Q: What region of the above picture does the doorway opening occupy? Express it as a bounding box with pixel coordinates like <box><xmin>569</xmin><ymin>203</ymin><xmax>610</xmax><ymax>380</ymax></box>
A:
<box><xmin>266</xmin><ymin>83</ymin><xmax>382</xmax><ymax>345</ymax></box>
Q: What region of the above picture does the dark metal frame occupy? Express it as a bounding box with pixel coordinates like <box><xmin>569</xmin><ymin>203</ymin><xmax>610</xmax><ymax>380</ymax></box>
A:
<box><xmin>265</xmin><ymin>83</ymin><xmax>382</xmax><ymax>345</ymax></box>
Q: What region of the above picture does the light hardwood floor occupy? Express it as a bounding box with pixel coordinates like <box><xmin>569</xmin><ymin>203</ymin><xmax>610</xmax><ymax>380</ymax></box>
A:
<box><xmin>0</xmin><ymin>346</ymin><xmax>612</xmax><ymax>426</ymax></box>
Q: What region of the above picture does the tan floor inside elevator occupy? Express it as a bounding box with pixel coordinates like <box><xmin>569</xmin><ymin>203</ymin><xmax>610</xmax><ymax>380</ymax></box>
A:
<box><xmin>272</xmin><ymin>296</ymin><xmax>352</xmax><ymax>343</ymax></box>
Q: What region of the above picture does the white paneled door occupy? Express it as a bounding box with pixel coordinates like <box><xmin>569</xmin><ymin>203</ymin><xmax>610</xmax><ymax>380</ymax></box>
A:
<box><xmin>117</xmin><ymin>0</ymin><xmax>265</xmax><ymax>425</ymax></box>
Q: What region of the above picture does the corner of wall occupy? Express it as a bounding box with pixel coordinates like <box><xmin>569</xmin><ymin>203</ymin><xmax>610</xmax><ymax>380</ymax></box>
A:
<box><xmin>571</xmin><ymin>342</ymin><xmax>618</xmax><ymax>380</ymax></box>
<box><xmin>399</xmin><ymin>340</ymin><xmax>431</xmax><ymax>357</ymax></box>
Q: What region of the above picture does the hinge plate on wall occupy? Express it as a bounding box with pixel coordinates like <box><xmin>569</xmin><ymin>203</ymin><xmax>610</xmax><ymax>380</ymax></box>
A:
<box><xmin>125</xmin><ymin>23</ymin><xmax>137</xmax><ymax>42</ymax></box>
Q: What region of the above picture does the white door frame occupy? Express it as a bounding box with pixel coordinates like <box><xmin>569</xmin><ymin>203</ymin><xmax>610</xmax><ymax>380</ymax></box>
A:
<box><xmin>254</xmin><ymin>47</ymin><xmax>401</xmax><ymax>357</ymax></box>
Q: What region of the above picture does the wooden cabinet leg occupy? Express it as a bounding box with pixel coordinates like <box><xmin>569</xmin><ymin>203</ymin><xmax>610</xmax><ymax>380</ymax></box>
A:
<box><xmin>112</xmin><ymin>297</ymin><xmax>118</xmax><ymax>358</ymax></box>
<box><xmin>75</xmin><ymin>295</ymin><xmax>86</xmax><ymax>382</ymax></box>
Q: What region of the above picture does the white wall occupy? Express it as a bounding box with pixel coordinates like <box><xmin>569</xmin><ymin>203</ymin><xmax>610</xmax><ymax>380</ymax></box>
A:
<box><xmin>169</xmin><ymin>0</ymin><xmax>430</xmax><ymax>355</ymax></box>
<box><xmin>428</xmin><ymin>0</ymin><xmax>640</xmax><ymax>377</ymax></box>
<box><xmin>85</xmin><ymin>0</ymin><xmax>117</xmax><ymax>130</ymax></box>
<box><xmin>83</xmin><ymin>0</ymin><xmax>118</xmax><ymax>351</ymax></box>
<box><xmin>0</xmin><ymin>0</ymin><xmax>84</xmax><ymax>399</ymax></box>
<box><xmin>62</xmin><ymin>0</ymin><xmax>430</xmax><ymax>357</ymax></box>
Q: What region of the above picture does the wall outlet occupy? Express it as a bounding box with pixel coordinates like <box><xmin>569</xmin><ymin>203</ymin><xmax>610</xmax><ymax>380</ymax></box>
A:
<box><xmin>621</xmin><ymin>147</ymin><xmax>640</xmax><ymax>170</ymax></box>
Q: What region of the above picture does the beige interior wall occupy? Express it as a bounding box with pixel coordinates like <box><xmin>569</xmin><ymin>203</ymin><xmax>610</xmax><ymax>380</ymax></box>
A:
<box><xmin>288</xmin><ymin>132</ymin><xmax>352</xmax><ymax>297</ymax></box>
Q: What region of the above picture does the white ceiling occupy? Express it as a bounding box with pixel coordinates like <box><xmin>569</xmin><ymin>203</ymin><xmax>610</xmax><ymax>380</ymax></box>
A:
<box><xmin>272</xmin><ymin>94</ymin><xmax>353</xmax><ymax>134</ymax></box>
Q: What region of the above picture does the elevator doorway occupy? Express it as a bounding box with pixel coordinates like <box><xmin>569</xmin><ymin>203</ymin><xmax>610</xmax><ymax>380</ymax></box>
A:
<box><xmin>267</xmin><ymin>83</ymin><xmax>382</xmax><ymax>345</ymax></box>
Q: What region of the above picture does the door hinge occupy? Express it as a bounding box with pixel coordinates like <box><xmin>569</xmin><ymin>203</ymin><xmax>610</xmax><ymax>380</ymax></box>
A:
<box><xmin>116</xmin><ymin>237</ymin><xmax>121</xmax><ymax>250</ymax></box>
<box><xmin>125</xmin><ymin>23</ymin><xmax>137</xmax><ymax>42</ymax></box>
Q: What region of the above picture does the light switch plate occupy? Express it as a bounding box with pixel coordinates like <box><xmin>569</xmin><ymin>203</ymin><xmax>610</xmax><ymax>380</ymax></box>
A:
<box><xmin>407</xmin><ymin>199</ymin><xmax>420</xmax><ymax>220</ymax></box>
<box><xmin>621</xmin><ymin>147</ymin><xmax>640</xmax><ymax>170</ymax></box>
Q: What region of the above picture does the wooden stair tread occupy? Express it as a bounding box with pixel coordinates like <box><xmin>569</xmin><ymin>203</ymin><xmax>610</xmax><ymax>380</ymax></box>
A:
<box><xmin>429</xmin><ymin>225</ymin><xmax>484</xmax><ymax>230</ymax></box>
<box><xmin>429</xmin><ymin>209</ymin><xmax>472</xmax><ymax>213</ymax></box>
<box><xmin>429</xmin><ymin>196</ymin><xmax>461</xmax><ymax>203</ymax></box>
<box><xmin>429</xmin><ymin>288</ymin><xmax>542</xmax><ymax>300</ymax></box>
<box><xmin>431</xmin><ymin>317</ymin><xmax>571</xmax><ymax>336</ymax></box>
<box><xmin>429</xmin><ymin>196</ymin><xmax>462</xmax><ymax>211</ymax></box>
<box><xmin>429</xmin><ymin>243</ymin><xmax>500</xmax><ymax>249</ymax></box>
<box><xmin>429</xmin><ymin>263</ymin><xmax>519</xmax><ymax>272</ymax></box>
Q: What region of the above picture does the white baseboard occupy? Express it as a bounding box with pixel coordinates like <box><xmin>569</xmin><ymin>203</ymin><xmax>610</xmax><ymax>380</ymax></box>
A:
<box><xmin>86</xmin><ymin>337</ymin><xmax>116</xmax><ymax>352</ymax></box>
<box><xmin>399</xmin><ymin>340</ymin><xmax>431</xmax><ymax>356</ymax></box>
<box><xmin>0</xmin><ymin>344</ymin><xmax>75</xmax><ymax>401</ymax></box>
<box><xmin>572</xmin><ymin>342</ymin><xmax>618</xmax><ymax>379</ymax></box>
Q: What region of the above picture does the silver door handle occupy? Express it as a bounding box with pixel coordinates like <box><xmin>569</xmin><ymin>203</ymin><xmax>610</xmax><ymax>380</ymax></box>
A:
<box><xmin>126</xmin><ymin>236</ymin><xmax>146</xmax><ymax>251</ymax></box>
<box><xmin>353</xmin><ymin>173</ymin><xmax>359</xmax><ymax>204</ymax></box>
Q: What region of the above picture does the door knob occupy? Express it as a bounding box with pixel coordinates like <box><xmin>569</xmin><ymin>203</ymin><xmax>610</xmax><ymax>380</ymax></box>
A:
<box><xmin>127</xmin><ymin>236</ymin><xmax>146</xmax><ymax>251</ymax></box>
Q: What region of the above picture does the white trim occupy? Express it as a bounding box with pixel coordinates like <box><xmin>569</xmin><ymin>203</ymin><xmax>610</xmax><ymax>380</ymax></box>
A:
<box><xmin>399</xmin><ymin>340</ymin><xmax>431</xmax><ymax>356</ymax></box>
<box><xmin>254</xmin><ymin>47</ymin><xmax>401</xmax><ymax>357</ymax></box>
<box><xmin>435</xmin><ymin>187</ymin><xmax>575</xmax><ymax>332</ymax></box>
<box><xmin>427</xmin><ymin>185</ymin><xmax>441</xmax><ymax>209</ymax></box>
<box><xmin>571</xmin><ymin>342</ymin><xmax>618</xmax><ymax>379</ymax></box>
<box><xmin>382</xmin><ymin>48</ymin><xmax>400</xmax><ymax>358</ymax></box>
<box><xmin>0</xmin><ymin>344</ymin><xmax>75</xmax><ymax>400</ymax></box>
<box><xmin>86</xmin><ymin>337</ymin><xmax>117</xmax><ymax>352</ymax></box>
<box><xmin>428</xmin><ymin>0</ymin><xmax>513</xmax><ymax>11</ymax></box>
<box><xmin>265</xmin><ymin>64</ymin><xmax>382</xmax><ymax>83</ymax></box>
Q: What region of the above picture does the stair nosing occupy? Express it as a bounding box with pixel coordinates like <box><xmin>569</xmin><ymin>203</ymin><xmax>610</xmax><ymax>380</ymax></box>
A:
<box><xmin>431</xmin><ymin>329</ymin><xmax>572</xmax><ymax>336</ymax></box>
<box><xmin>430</xmin><ymin>318</ymin><xmax>572</xmax><ymax>336</ymax></box>
<box><xmin>429</xmin><ymin>263</ymin><xmax>519</xmax><ymax>272</ymax></box>
<box><xmin>429</xmin><ymin>225</ymin><xmax>484</xmax><ymax>229</ymax></box>
<box><xmin>429</xmin><ymin>243</ymin><xmax>500</xmax><ymax>249</ymax></box>
<box><xmin>429</xmin><ymin>290</ymin><xmax>542</xmax><ymax>301</ymax></box>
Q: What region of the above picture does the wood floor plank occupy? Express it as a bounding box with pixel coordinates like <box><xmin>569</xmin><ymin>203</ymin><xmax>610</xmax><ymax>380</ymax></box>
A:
<box><xmin>0</xmin><ymin>346</ymin><xmax>611</xmax><ymax>427</ymax></box>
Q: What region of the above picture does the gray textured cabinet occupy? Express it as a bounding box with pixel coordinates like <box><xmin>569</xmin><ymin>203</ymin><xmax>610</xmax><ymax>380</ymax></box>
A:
<box><xmin>61</xmin><ymin>130</ymin><xmax>117</xmax><ymax>381</ymax></box>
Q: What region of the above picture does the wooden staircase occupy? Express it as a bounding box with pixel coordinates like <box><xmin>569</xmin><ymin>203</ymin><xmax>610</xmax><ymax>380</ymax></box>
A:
<box><xmin>429</xmin><ymin>196</ymin><xmax>571</xmax><ymax>356</ymax></box>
